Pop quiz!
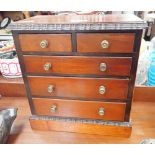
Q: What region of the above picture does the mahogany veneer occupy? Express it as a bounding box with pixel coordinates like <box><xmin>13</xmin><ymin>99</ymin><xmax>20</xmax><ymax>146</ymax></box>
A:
<box><xmin>28</xmin><ymin>76</ymin><xmax>129</xmax><ymax>99</ymax></box>
<box><xmin>77</xmin><ymin>33</ymin><xmax>135</xmax><ymax>53</ymax></box>
<box><xmin>19</xmin><ymin>34</ymin><xmax>72</xmax><ymax>52</ymax></box>
<box><xmin>32</xmin><ymin>98</ymin><xmax>126</xmax><ymax>121</ymax></box>
<box><xmin>10</xmin><ymin>14</ymin><xmax>146</xmax><ymax>137</ymax></box>
<box><xmin>23</xmin><ymin>56</ymin><xmax>132</xmax><ymax>76</ymax></box>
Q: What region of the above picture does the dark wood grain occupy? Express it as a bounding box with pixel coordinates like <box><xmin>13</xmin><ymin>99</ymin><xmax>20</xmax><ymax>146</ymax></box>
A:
<box><xmin>19</xmin><ymin>34</ymin><xmax>72</xmax><ymax>52</ymax></box>
<box><xmin>125</xmin><ymin>30</ymin><xmax>143</xmax><ymax>121</ymax></box>
<box><xmin>12</xmin><ymin>32</ymin><xmax>36</xmax><ymax>114</ymax></box>
<box><xmin>32</xmin><ymin>98</ymin><xmax>126</xmax><ymax>121</ymax></box>
<box><xmin>15</xmin><ymin>14</ymin><xmax>144</xmax><ymax>24</ymax></box>
<box><xmin>23</xmin><ymin>55</ymin><xmax>132</xmax><ymax>76</ymax></box>
<box><xmin>28</xmin><ymin>76</ymin><xmax>129</xmax><ymax>100</ymax></box>
<box><xmin>77</xmin><ymin>33</ymin><xmax>135</xmax><ymax>53</ymax></box>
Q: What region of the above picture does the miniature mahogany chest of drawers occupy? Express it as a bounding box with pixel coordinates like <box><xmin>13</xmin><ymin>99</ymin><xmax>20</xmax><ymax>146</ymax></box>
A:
<box><xmin>9</xmin><ymin>14</ymin><xmax>146</xmax><ymax>137</ymax></box>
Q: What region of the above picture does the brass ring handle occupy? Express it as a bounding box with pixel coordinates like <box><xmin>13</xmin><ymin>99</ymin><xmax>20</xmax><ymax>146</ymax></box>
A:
<box><xmin>48</xmin><ymin>85</ymin><xmax>55</xmax><ymax>93</ymax></box>
<box><xmin>99</xmin><ymin>85</ymin><xmax>106</xmax><ymax>94</ymax></box>
<box><xmin>40</xmin><ymin>40</ymin><xmax>48</xmax><ymax>48</ymax></box>
<box><xmin>44</xmin><ymin>63</ymin><xmax>51</xmax><ymax>71</ymax></box>
<box><xmin>101</xmin><ymin>40</ymin><xmax>109</xmax><ymax>49</ymax></box>
<box><xmin>98</xmin><ymin>107</ymin><xmax>105</xmax><ymax>116</ymax></box>
<box><xmin>100</xmin><ymin>63</ymin><xmax>107</xmax><ymax>72</ymax></box>
<box><xmin>50</xmin><ymin>105</ymin><xmax>57</xmax><ymax>113</ymax></box>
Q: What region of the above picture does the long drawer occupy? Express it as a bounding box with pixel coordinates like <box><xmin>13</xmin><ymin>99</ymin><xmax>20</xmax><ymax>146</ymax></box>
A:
<box><xmin>18</xmin><ymin>34</ymin><xmax>72</xmax><ymax>52</ymax></box>
<box><xmin>23</xmin><ymin>56</ymin><xmax>132</xmax><ymax>76</ymax></box>
<box><xmin>77</xmin><ymin>33</ymin><xmax>135</xmax><ymax>53</ymax></box>
<box><xmin>28</xmin><ymin>76</ymin><xmax>129</xmax><ymax>100</ymax></box>
<box><xmin>32</xmin><ymin>98</ymin><xmax>126</xmax><ymax>121</ymax></box>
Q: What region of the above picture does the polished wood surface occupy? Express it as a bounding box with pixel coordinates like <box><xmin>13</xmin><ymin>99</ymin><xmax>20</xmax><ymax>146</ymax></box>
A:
<box><xmin>28</xmin><ymin>76</ymin><xmax>129</xmax><ymax>99</ymax></box>
<box><xmin>0</xmin><ymin>97</ymin><xmax>154</xmax><ymax>143</ymax></box>
<box><xmin>30</xmin><ymin>118</ymin><xmax>131</xmax><ymax>138</ymax></box>
<box><xmin>19</xmin><ymin>34</ymin><xmax>72</xmax><ymax>52</ymax></box>
<box><xmin>11</xmin><ymin>14</ymin><xmax>144</xmax><ymax>136</ymax></box>
<box><xmin>2</xmin><ymin>77</ymin><xmax>155</xmax><ymax>103</ymax></box>
<box><xmin>133</xmin><ymin>86</ymin><xmax>155</xmax><ymax>102</ymax></box>
<box><xmin>0</xmin><ymin>83</ymin><xmax>26</xmax><ymax>97</ymax></box>
<box><xmin>32</xmin><ymin>98</ymin><xmax>126</xmax><ymax>121</ymax></box>
<box><xmin>77</xmin><ymin>33</ymin><xmax>135</xmax><ymax>53</ymax></box>
<box><xmin>23</xmin><ymin>56</ymin><xmax>132</xmax><ymax>76</ymax></box>
<box><xmin>0</xmin><ymin>76</ymin><xmax>26</xmax><ymax>97</ymax></box>
<box><xmin>0</xmin><ymin>76</ymin><xmax>23</xmax><ymax>84</ymax></box>
<box><xmin>15</xmin><ymin>14</ymin><xmax>144</xmax><ymax>24</ymax></box>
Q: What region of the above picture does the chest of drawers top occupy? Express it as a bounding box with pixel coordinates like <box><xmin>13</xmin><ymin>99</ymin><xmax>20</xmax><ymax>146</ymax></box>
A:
<box><xmin>9</xmin><ymin>14</ymin><xmax>146</xmax><ymax>31</ymax></box>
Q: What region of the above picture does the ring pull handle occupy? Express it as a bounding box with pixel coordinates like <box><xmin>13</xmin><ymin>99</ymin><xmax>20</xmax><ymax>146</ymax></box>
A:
<box><xmin>50</xmin><ymin>105</ymin><xmax>57</xmax><ymax>113</ymax></box>
<box><xmin>44</xmin><ymin>63</ymin><xmax>51</xmax><ymax>71</ymax></box>
<box><xmin>99</xmin><ymin>85</ymin><xmax>106</xmax><ymax>94</ymax></box>
<box><xmin>99</xmin><ymin>63</ymin><xmax>107</xmax><ymax>72</ymax></box>
<box><xmin>98</xmin><ymin>107</ymin><xmax>105</xmax><ymax>116</ymax></box>
<box><xmin>40</xmin><ymin>40</ymin><xmax>48</xmax><ymax>48</ymax></box>
<box><xmin>101</xmin><ymin>40</ymin><xmax>109</xmax><ymax>49</ymax></box>
<box><xmin>48</xmin><ymin>85</ymin><xmax>55</xmax><ymax>93</ymax></box>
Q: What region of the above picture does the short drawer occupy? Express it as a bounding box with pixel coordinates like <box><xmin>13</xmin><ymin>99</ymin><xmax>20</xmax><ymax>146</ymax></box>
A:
<box><xmin>23</xmin><ymin>56</ymin><xmax>132</xmax><ymax>76</ymax></box>
<box><xmin>77</xmin><ymin>33</ymin><xmax>135</xmax><ymax>53</ymax></box>
<box><xmin>28</xmin><ymin>76</ymin><xmax>129</xmax><ymax>100</ymax></box>
<box><xmin>18</xmin><ymin>34</ymin><xmax>72</xmax><ymax>52</ymax></box>
<box><xmin>32</xmin><ymin>98</ymin><xmax>126</xmax><ymax>121</ymax></box>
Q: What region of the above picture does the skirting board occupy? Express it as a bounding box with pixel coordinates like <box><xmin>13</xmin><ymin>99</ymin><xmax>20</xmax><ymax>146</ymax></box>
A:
<box><xmin>29</xmin><ymin>116</ymin><xmax>132</xmax><ymax>137</ymax></box>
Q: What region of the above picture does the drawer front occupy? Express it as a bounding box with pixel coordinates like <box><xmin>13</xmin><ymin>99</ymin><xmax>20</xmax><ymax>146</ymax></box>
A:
<box><xmin>77</xmin><ymin>33</ymin><xmax>135</xmax><ymax>53</ymax></box>
<box><xmin>28</xmin><ymin>76</ymin><xmax>129</xmax><ymax>99</ymax></box>
<box><xmin>23</xmin><ymin>56</ymin><xmax>132</xmax><ymax>76</ymax></box>
<box><xmin>19</xmin><ymin>34</ymin><xmax>72</xmax><ymax>52</ymax></box>
<box><xmin>32</xmin><ymin>98</ymin><xmax>126</xmax><ymax>121</ymax></box>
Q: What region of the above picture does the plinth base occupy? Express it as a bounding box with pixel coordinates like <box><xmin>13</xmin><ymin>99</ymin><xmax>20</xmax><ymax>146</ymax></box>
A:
<box><xmin>29</xmin><ymin>115</ymin><xmax>132</xmax><ymax>137</ymax></box>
